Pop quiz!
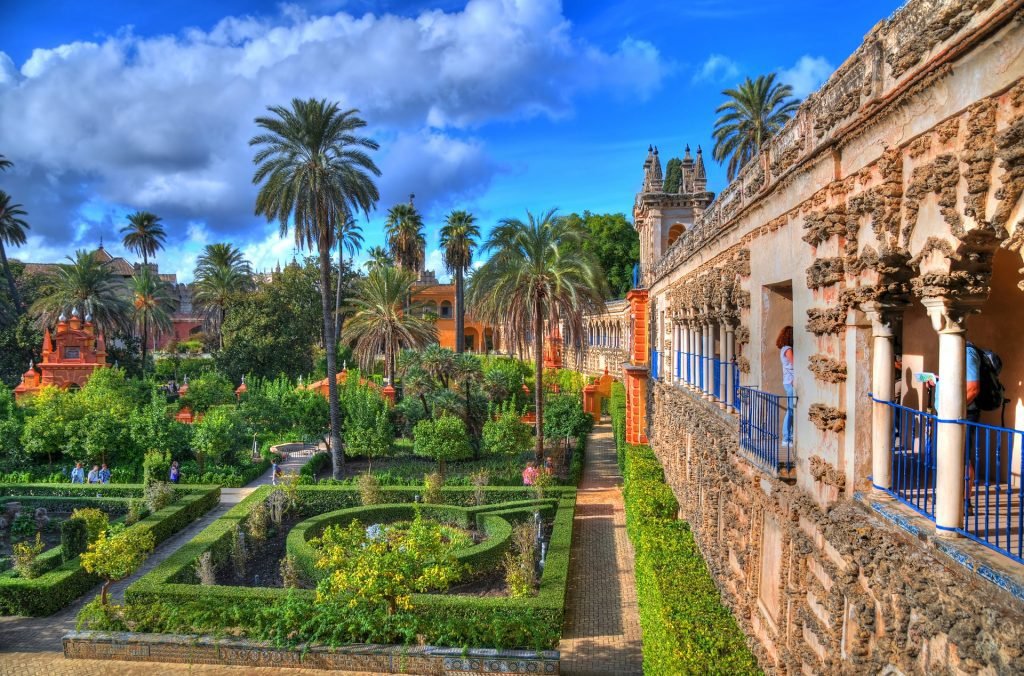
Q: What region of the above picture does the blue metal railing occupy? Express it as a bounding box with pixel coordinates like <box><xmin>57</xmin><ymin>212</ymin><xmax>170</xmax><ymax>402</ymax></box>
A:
<box><xmin>738</xmin><ymin>386</ymin><xmax>795</xmax><ymax>474</ymax></box>
<box><xmin>651</xmin><ymin>350</ymin><xmax>660</xmax><ymax>380</ymax></box>
<box><xmin>684</xmin><ymin>351</ymin><xmax>693</xmax><ymax>384</ymax></box>
<box><xmin>885</xmin><ymin>399</ymin><xmax>939</xmax><ymax>520</ymax></box>
<box><xmin>712</xmin><ymin>358</ymin><xmax>721</xmax><ymax>400</ymax></box>
<box><xmin>698</xmin><ymin>354</ymin><xmax>706</xmax><ymax>391</ymax></box>
<box><xmin>675</xmin><ymin>350</ymin><xmax>682</xmax><ymax>381</ymax></box>
<box><xmin>732</xmin><ymin>360</ymin><xmax>740</xmax><ymax>407</ymax></box>
<box><xmin>873</xmin><ymin>397</ymin><xmax>1024</xmax><ymax>564</ymax></box>
<box><xmin>961</xmin><ymin>419</ymin><xmax>1024</xmax><ymax>564</ymax></box>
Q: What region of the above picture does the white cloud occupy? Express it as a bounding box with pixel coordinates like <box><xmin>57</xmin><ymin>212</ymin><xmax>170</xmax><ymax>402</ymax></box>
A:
<box><xmin>0</xmin><ymin>0</ymin><xmax>666</xmax><ymax>255</ymax></box>
<box><xmin>777</xmin><ymin>55</ymin><xmax>834</xmax><ymax>99</ymax></box>
<box><xmin>692</xmin><ymin>53</ymin><xmax>740</xmax><ymax>84</ymax></box>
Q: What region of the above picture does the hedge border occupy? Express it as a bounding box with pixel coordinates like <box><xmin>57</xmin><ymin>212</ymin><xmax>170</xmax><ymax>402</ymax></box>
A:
<box><xmin>125</xmin><ymin>486</ymin><xmax>576</xmax><ymax>650</ymax></box>
<box><xmin>0</xmin><ymin>483</ymin><xmax>220</xmax><ymax>616</ymax></box>
<box><xmin>616</xmin><ymin>440</ymin><xmax>760</xmax><ymax>674</ymax></box>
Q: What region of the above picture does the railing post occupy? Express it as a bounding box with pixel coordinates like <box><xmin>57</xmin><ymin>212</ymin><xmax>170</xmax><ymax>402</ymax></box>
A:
<box><xmin>924</xmin><ymin>298</ymin><xmax>970</xmax><ymax>535</ymax></box>
<box><xmin>717</xmin><ymin>318</ymin><xmax>728</xmax><ymax>408</ymax></box>
<box><xmin>864</xmin><ymin>302</ymin><xmax>900</xmax><ymax>492</ymax></box>
<box><xmin>702</xmin><ymin>319</ymin><xmax>712</xmax><ymax>399</ymax></box>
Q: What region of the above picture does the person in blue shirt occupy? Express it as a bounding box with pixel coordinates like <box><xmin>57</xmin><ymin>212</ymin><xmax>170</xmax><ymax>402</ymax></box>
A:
<box><xmin>70</xmin><ymin>462</ymin><xmax>85</xmax><ymax>484</ymax></box>
<box><xmin>99</xmin><ymin>463</ymin><xmax>111</xmax><ymax>484</ymax></box>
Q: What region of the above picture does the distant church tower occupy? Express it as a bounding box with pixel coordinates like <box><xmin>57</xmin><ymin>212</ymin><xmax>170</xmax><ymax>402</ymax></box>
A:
<box><xmin>633</xmin><ymin>144</ymin><xmax>714</xmax><ymax>286</ymax></box>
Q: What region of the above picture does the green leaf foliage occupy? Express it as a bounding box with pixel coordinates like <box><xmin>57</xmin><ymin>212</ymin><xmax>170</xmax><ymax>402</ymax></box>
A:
<box><xmin>561</xmin><ymin>211</ymin><xmax>639</xmax><ymax>299</ymax></box>
<box><xmin>413</xmin><ymin>416</ymin><xmax>472</xmax><ymax>470</ymax></box>
<box><xmin>482</xmin><ymin>401</ymin><xmax>532</xmax><ymax>456</ymax></box>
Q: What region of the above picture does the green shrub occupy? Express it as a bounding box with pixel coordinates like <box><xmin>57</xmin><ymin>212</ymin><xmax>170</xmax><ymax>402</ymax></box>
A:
<box><xmin>482</xmin><ymin>402</ymin><xmax>531</xmax><ymax>456</ymax></box>
<box><xmin>191</xmin><ymin>406</ymin><xmax>248</xmax><ymax>469</ymax></box>
<box><xmin>70</xmin><ymin>508</ymin><xmax>110</xmax><ymax>544</ymax></box>
<box><xmin>60</xmin><ymin>518</ymin><xmax>89</xmax><ymax>563</ymax></box>
<box><xmin>356</xmin><ymin>473</ymin><xmax>384</xmax><ymax>506</ymax></box>
<box><xmin>413</xmin><ymin>416</ymin><xmax>472</xmax><ymax>474</ymax></box>
<box><xmin>143</xmin><ymin>450</ymin><xmax>171</xmax><ymax>486</ymax></box>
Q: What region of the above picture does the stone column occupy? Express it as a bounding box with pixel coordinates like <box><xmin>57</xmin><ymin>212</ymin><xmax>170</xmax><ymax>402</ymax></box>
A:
<box><xmin>718</xmin><ymin>320</ymin><xmax>728</xmax><ymax>407</ymax></box>
<box><xmin>725</xmin><ymin>320</ymin><xmax>736</xmax><ymax>411</ymax></box>
<box><xmin>702</xmin><ymin>320</ymin><xmax>713</xmax><ymax>399</ymax></box>
<box><xmin>924</xmin><ymin>298</ymin><xmax>968</xmax><ymax>534</ymax></box>
<box><xmin>864</xmin><ymin>302</ymin><xmax>900</xmax><ymax>492</ymax></box>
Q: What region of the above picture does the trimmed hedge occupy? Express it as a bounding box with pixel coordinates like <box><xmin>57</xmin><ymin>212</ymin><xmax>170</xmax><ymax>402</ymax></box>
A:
<box><xmin>0</xmin><ymin>483</ymin><xmax>220</xmax><ymax>616</ymax></box>
<box><xmin>299</xmin><ymin>451</ymin><xmax>332</xmax><ymax>479</ymax></box>
<box><xmin>610</xmin><ymin>381</ymin><xmax>627</xmax><ymax>468</ymax></box>
<box><xmin>618</xmin><ymin>443</ymin><xmax>760</xmax><ymax>674</ymax></box>
<box><xmin>125</xmin><ymin>486</ymin><xmax>575</xmax><ymax>650</ymax></box>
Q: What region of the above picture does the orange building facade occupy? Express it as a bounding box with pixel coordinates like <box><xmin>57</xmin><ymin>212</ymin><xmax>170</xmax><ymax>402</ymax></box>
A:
<box><xmin>14</xmin><ymin>309</ymin><xmax>108</xmax><ymax>400</ymax></box>
<box><xmin>410</xmin><ymin>281</ymin><xmax>499</xmax><ymax>354</ymax></box>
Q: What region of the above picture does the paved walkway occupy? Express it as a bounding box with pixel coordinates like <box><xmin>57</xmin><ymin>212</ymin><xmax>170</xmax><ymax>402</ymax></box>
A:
<box><xmin>0</xmin><ymin>447</ymin><xmax>319</xmax><ymax>673</ymax></box>
<box><xmin>559</xmin><ymin>422</ymin><xmax>643</xmax><ymax>675</ymax></box>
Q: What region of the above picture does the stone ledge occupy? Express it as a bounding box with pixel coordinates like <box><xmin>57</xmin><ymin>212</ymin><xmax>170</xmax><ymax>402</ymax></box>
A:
<box><xmin>853</xmin><ymin>491</ymin><xmax>1024</xmax><ymax>604</ymax></box>
<box><xmin>63</xmin><ymin>631</ymin><xmax>560</xmax><ymax>674</ymax></box>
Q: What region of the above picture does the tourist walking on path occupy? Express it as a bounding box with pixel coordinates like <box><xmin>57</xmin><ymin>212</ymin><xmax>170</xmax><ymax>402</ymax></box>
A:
<box><xmin>99</xmin><ymin>463</ymin><xmax>111</xmax><ymax>483</ymax></box>
<box><xmin>87</xmin><ymin>465</ymin><xmax>100</xmax><ymax>484</ymax></box>
<box><xmin>778</xmin><ymin>325</ymin><xmax>795</xmax><ymax>449</ymax></box>
<box><xmin>169</xmin><ymin>461</ymin><xmax>180</xmax><ymax>484</ymax></box>
<box><xmin>70</xmin><ymin>462</ymin><xmax>85</xmax><ymax>483</ymax></box>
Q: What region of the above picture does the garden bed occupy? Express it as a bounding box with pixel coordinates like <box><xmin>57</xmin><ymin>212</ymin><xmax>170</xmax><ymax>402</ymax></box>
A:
<box><xmin>120</xmin><ymin>484</ymin><xmax>576</xmax><ymax>651</ymax></box>
<box><xmin>0</xmin><ymin>483</ymin><xmax>220</xmax><ymax>616</ymax></box>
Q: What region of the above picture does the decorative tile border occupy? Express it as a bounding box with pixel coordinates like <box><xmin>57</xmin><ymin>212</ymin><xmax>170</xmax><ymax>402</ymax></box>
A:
<box><xmin>64</xmin><ymin>631</ymin><xmax>560</xmax><ymax>674</ymax></box>
<box><xmin>853</xmin><ymin>492</ymin><xmax>1024</xmax><ymax>603</ymax></box>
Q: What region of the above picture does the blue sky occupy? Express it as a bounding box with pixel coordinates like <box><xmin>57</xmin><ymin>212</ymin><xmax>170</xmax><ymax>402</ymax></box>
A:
<box><xmin>0</xmin><ymin>0</ymin><xmax>900</xmax><ymax>282</ymax></box>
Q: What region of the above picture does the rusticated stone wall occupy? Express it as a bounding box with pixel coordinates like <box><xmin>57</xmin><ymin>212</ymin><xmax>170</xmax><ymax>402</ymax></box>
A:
<box><xmin>649</xmin><ymin>382</ymin><xmax>1024</xmax><ymax>674</ymax></box>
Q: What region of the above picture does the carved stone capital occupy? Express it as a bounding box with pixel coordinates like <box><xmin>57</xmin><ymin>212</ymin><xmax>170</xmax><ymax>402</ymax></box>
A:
<box><xmin>921</xmin><ymin>296</ymin><xmax>978</xmax><ymax>334</ymax></box>
<box><xmin>861</xmin><ymin>301</ymin><xmax>907</xmax><ymax>338</ymax></box>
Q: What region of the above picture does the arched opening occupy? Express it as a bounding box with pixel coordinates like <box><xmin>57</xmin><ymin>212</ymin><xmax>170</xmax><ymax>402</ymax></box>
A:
<box><xmin>439</xmin><ymin>300</ymin><xmax>453</xmax><ymax>319</ymax></box>
<box><xmin>423</xmin><ymin>300</ymin><xmax>438</xmax><ymax>317</ymax></box>
<box><xmin>667</xmin><ymin>223</ymin><xmax>686</xmax><ymax>247</ymax></box>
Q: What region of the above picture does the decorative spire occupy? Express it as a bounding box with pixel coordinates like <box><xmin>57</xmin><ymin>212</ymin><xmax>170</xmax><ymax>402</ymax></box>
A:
<box><xmin>71</xmin><ymin>307</ymin><xmax>79</xmax><ymax>317</ymax></box>
<box><xmin>58</xmin><ymin>311</ymin><xmax>67</xmax><ymax>323</ymax></box>
<box><xmin>42</xmin><ymin>329</ymin><xmax>53</xmax><ymax>357</ymax></box>
<box><xmin>84</xmin><ymin>312</ymin><xmax>92</xmax><ymax>323</ymax></box>
<box><xmin>694</xmin><ymin>145</ymin><xmax>707</xmax><ymax>192</ymax></box>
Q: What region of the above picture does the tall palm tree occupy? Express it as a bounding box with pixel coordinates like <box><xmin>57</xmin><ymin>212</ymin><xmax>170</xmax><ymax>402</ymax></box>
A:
<box><xmin>131</xmin><ymin>266</ymin><xmax>178</xmax><ymax>368</ymax></box>
<box><xmin>344</xmin><ymin>266</ymin><xmax>437</xmax><ymax>385</ymax></box>
<box><xmin>468</xmin><ymin>209</ymin><xmax>607</xmax><ymax>462</ymax></box>
<box><xmin>385</xmin><ymin>201</ymin><xmax>425</xmax><ymax>274</ymax></box>
<box><xmin>193</xmin><ymin>263</ymin><xmax>250</xmax><ymax>348</ymax></box>
<box><xmin>440</xmin><ymin>210</ymin><xmax>480</xmax><ymax>354</ymax></box>
<box><xmin>712</xmin><ymin>73</ymin><xmax>800</xmax><ymax>181</ymax></box>
<box><xmin>30</xmin><ymin>250</ymin><xmax>131</xmax><ymax>333</ymax></box>
<box><xmin>365</xmin><ymin>246</ymin><xmax>392</xmax><ymax>270</ymax></box>
<box><xmin>0</xmin><ymin>190</ymin><xmax>29</xmax><ymax>313</ymax></box>
<box><xmin>250</xmin><ymin>98</ymin><xmax>380</xmax><ymax>479</ymax></box>
<box><xmin>0</xmin><ymin>154</ymin><xmax>12</xmax><ymax>172</ymax></box>
<box><xmin>334</xmin><ymin>210</ymin><xmax>364</xmax><ymax>342</ymax></box>
<box><xmin>120</xmin><ymin>211</ymin><xmax>167</xmax><ymax>266</ymax></box>
<box><xmin>196</xmin><ymin>243</ymin><xmax>252</xmax><ymax>278</ymax></box>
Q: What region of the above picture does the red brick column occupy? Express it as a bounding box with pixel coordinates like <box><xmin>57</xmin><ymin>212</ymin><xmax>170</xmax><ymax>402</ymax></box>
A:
<box><xmin>624</xmin><ymin>289</ymin><xmax>650</xmax><ymax>445</ymax></box>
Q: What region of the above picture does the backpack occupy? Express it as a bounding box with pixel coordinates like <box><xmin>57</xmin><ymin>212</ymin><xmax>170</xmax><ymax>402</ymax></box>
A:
<box><xmin>968</xmin><ymin>343</ymin><xmax>1005</xmax><ymax>412</ymax></box>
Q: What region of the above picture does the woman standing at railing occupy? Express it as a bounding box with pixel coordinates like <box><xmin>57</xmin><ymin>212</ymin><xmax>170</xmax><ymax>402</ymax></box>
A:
<box><xmin>777</xmin><ymin>326</ymin><xmax>795</xmax><ymax>449</ymax></box>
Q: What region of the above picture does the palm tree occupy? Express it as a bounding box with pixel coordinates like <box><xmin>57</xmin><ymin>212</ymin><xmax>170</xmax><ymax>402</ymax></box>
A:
<box><xmin>30</xmin><ymin>250</ymin><xmax>131</xmax><ymax>333</ymax></box>
<box><xmin>131</xmin><ymin>266</ymin><xmax>178</xmax><ymax>368</ymax></box>
<box><xmin>0</xmin><ymin>154</ymin><xmax>11</xmax><ymax>172</ymax></box>
<box><xmin>334</xmin><ymin>210</ymin><xmax>364</xmax><ymax>342</ymax></box>
<box><xmin>385</xmin><ymin>201</ymin><xmax>425</xmax><ymax>274</ymax></box>
<box><xmin>250</xmin><ymin>98</ymin><xmax>380</xmax><ymax>479</ymax></box>
<box><xmin>193</xmin><ymin>264</ymin><xmax>250</xmax><ymax>348</ymax></box>
<box><xmin>365</xmin><ymin>246</ymin><xmax>392</xmax><ymax>270</ymax></box>
<box><xmin>0</xmin><ymin>190</ymin><xmax>29</xmax><ymax>313</ymax></box>
<box><xmin>196</xmin><ymin>243</ymin><xmax>252</xmax><ymax>278</ymax></box>
<box><xmin>468</xmin><ymin>209</ymin><xmax>607</xmax><ymax>462</ymax></box>
<box><xmin>344</xmin><ymin>266</ymin><xmax>437</xmax><ymax>385</ymax></box>
<box><xmin>712</xmin><ymin>73</ymin><xmax>800</xmax><ymax>181</ymax></box>
<box><xmin>440</xmin><ymin>210</ymin><xmax>480</xmax><ymax>354</ymax></box>
<box><xmin>120</xmin><ymin>211</ymin><xmax>167</xmax><ymax>266</ymax></box>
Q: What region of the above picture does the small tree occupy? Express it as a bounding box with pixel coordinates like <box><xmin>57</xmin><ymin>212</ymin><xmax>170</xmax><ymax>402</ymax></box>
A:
<box><xmin>70</xmin><ymin>508</ymin><xmax>110</xmax><ymax>544</ymax></box>
<box><xmin>412</xmin><ymin>415</ymin><xmax>471</xmax><ymax>475</ymax></box>
<box><xmin>313</xmin><ymin>515</ymin><xmax>465</xmax><ymax>616</ymax></box>
<box><xmin>80</xmin><ymin>528</ymin><xmax>155</xmax><ymax>605</ymax></box>
<box><xmin>142</xmin><ymin>449</ymin><xmax>171</xmax><ymax>486</ymax></box>
<box><xmin>191</xmin><ymin>405</ymin><xmax>247</xmax><ymax>469</ymax></box>
<box><xmin>543</xmin><ymin>394</ymin><xmax>593</xmax><ymax>459</ymax></box>
<box><xmin>482</xmin><ymin>401</ymin><xmax>531</xmax><ymax>456</ymax></box>
<box><xmin>12</xmin><ymin>534</ymin><xmax>45</xmax><ymax>579</ymax></box>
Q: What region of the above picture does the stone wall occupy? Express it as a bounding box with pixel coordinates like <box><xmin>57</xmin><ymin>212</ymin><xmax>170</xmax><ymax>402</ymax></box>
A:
<box><xmin>649</xmin><ymin>382</ymin><xmax>1024</xmax><ymax>674</ymax></box>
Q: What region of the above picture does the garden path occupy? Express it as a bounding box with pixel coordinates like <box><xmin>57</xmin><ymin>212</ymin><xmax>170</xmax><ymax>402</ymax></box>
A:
<box><xmin>559</xmin><ymin>422</ymin><xmax>644</xmax><ymax>675</ymax></box>
<box><xmin>0</xmin><ymin>446</ymin><xmax>321</xmax><ymax>672</ymax></box>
